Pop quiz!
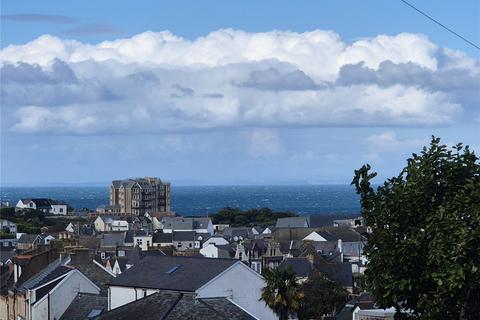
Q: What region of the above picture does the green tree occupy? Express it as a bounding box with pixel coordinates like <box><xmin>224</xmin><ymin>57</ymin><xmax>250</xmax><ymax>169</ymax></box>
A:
<box><xmin>352</xmin><ymin>137</ymin><xmax>480</xmax><ymax>319</ymax></box>
<box><xmin>298</xmin><ymin>273</ymin><xmax>348</xmax><ymax>319</ymax></box>
<box><xmin>260</xmin><ymin>267</ymin><xmax>304</xmax><ymax>320</ymax></box>
<box><xmin>211</xmin><ymin>206</ymin><xmax>297</xmax><ymax>227</ymax></box>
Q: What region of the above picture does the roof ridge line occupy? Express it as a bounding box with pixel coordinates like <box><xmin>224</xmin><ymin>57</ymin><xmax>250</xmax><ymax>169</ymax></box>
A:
<box><xmin>160</xmin><ymin>292</ymin><xmax>183</xmax><ymax>319</ymax></box>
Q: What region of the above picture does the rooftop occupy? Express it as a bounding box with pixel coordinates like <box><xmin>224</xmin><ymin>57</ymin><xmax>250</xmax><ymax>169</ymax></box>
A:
<box><xmin>19</xmin><ymin>259</ymin><xmax>72</xmax><ymax>290</ymax></box>
<box><xmin>275</xmin><ymin>217</ymin><xmax>308</xmax><ymax>228</ymax></box>
<box><xmin>278</xmin><ymin>257</ymin><xmax>313</xmax><ymax>278</ymax></box>
<box><xmin>60</xmin><ymin>293</ymin><xmax>107</xmax><ymax>320</ymax></box>
<box><xmin>94</xmin><ymin>291</ymin><xmax>255</xmax><ymax>320</ymax></box>
<box><xmin>108</xmin><ymin>255</ymin><xmax>238</xmax><ymax>291</ymax></box>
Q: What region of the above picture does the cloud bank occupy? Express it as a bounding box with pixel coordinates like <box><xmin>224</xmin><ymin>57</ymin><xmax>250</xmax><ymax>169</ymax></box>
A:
<box><xmin>1</xmin><ymin>29</ymin><xmax>478</xmax><ymax>134</ymax></box>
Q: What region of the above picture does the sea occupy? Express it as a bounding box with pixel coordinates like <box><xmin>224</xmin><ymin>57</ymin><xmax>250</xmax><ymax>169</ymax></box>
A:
<box><xmin>0</xmin><ymin>185</ymin><xmax>360</xmax><ymax>216</ymax></box>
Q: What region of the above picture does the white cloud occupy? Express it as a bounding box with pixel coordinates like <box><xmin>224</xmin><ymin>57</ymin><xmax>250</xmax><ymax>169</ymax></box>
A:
<box><xmin>0</xmin><ymin>29</ymin><xmax>449</xmax><ymax>80</ymax></box>
<box><xmin>1</xmin><ymin>29</ymin><xmax>478</xmax><ymax>135</ymax></box>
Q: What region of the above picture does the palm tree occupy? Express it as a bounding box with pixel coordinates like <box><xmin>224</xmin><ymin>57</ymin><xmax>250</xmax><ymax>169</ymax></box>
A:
<box><xmin>260</xmin><ymin>267</ymin><xmax>304</xmax><ymax>320</ymax></box>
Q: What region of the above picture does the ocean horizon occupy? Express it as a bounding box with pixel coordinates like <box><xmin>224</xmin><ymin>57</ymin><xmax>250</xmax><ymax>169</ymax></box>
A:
<box><xmin>0</xmin><ymin>185</ymin><xmax>360</xmax><ymax>216</ymax></box>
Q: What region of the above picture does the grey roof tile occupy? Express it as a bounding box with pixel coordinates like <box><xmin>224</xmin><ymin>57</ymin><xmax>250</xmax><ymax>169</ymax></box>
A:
<box><xmin>278</xmin><ymin>257</ymin><xmax>313</xmax><ymax>278</ymax></box>
<box><xmin>20</xmin><ymin>259</ymin><xmax>72</xmax><ymax>290</ymax></box>
<box><xmin>276</xmin><ymin>217</ymin><xmax>309</xmax><ymax>228</ymax></box>
<box><xmin>108</xmin><ymin>255</ymin><xmax>237</xmax><ymax>291</ymax></box>
<box><xmin>316</xmin><ymin>263</ymin><xmax>353</xmax><ymax>287</ymax></box>
<box><xmin>60</xmin><ymin>293</ymin><xmax>107</xmax><ymax>320</ymax></box>
<box><xmin>152</xmin><ymin>232</ymin><xmax>173</xmax><ymax>244</ymax></box>
<box><xmin>94</xmin><ymin>292</ymin><xmax>254</xmax><ymax>320</ymax></box>
<box><xmin>172</xmin><ymin>231</ymin><xmax>195</xmax><ymax>242</ymax></box>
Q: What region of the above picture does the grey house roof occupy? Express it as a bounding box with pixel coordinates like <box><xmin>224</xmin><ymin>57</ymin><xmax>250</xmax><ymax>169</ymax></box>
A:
<box><xmin>316</xmin><ymin>263</ymin><xmax>353</xmax><ymax>288</ymax></box>
<box><xmin>19</xmin><ymin>259</ymin><xmax>72</xmax><ymax>290</ymax></box>
<box><xmin>215</xmin><ymin>244</ymin><xmax>236</xmax><ymax>258</ymax></box>
<box><xmin>108</xmin><ymin>255</ymin><xmax>237</xmax><ymax>291</ymax></box>
<box><xmin>60</xmin><ymin>293</ymin><xmax>107</xmax><ymax>320</ymax></box>
<box><xmin>73</xmin><ymin>263</ymin><xmax>114</xmax><ymax>297</ymax></box>
<box><xmin>94</xmin><ymin>291</ymin><xmax>255</xmax><ymax>320</ymax></box>
<box><xmin>172</xmin><ymin>231</ymin><xmax>195</xmax><ymax>242</ymax></box>
<box><xmin>162</xmin><ymin>217</ymin><xmax>211</xmax><ymax>230</ymax></box>
<box><xmin>325</xmin><ymin>228</ymin><xmax>365</xmax><ymax>242</ymax></box>
<box><xmin>17</xmin><ymin>234</ymin><xmax>41</xmax><ymax>244</ymax></box>
<box><xmin>0</xmin><ymin>249</ymin><xmax>15</xmax><ymax>264</ymax></box>
<box><xmin>152</xmin><ymin>232</ymin><xmax>173</xmax><ymax>244</ymax></box>
<box><xmin>19</xmin><ymin>198</ymin><xmax>52</xmax><ymax>209</ymax></box>
<box><xmin>100</xmin><ymin>233</ymin><xmax>125</xmax><ymax>247</ymax></box>
<box><xmin>222</xmin><ymin>227</ymin><xmax>253</xmax><ymax>239</ymax></box>
<box><xmin>278</xmin><ymin>258</ymin><xmax>313</xmax><ymax>278</ymax></box>
<box><xmin>276</xmin><ymin>217</ymin><xmax>309</xmax><ymax>228</ymax></box>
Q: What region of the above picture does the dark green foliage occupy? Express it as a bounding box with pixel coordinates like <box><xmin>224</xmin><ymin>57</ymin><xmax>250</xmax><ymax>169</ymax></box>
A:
<box><xmin>211</xmin><ymin>207</ymin><xmax>297</xmax><ymax>227</ymax></box>
<box><xmin>260</xmin><ymin>267</ymin><xmax>304</xmax><ymax>320</ymax></box>
<box><xmin>0</xmin><ymin>232</ymin><xmax>15</xmax><ymax>239</ymax></box>
<box><xmin>298</xmin><ymin>273</ymin><xmax>348</xmax><ymax>319</ymax></box>
<box><xmin>1</xmin><ymin>208</ymin><xmax>69</xmax><ymax>234</ymax></box>
<box><xmin>0</xmin><ymin>207</ymin><xmax>15</xmax><ymax>217</ymax></box>
<box><xmin>352</xmin><ymin>137</ymin><xmax>480</xmax><ymax>319</ymax></box>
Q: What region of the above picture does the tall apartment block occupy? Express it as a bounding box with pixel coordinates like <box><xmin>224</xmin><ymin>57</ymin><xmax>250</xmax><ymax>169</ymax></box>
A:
<box><xmin>109</xmin><ymin>177</ymin><xmax>171</xmax><ymax>215</ymax></box>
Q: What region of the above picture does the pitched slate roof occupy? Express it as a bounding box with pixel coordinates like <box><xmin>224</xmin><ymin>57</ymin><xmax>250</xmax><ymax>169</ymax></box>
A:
<box><xmin>222</xmin><ymin>227</ymin><xmax>252</xmax><ymax>239</ymax></box>
<box><xmin>20</xmin><ymin>198</ymin><xmax>52</xmax><ymax>208</ymax></box>
<box><xmin>243</xmin><ymin>239</ymin><xmax>267</xmax><ymax>253</ymax></box>
<box><xmin>314</xmin><ymin>241</ymin><xmax>339</xmax><ymax>254</ymax></box>
<box><xmin>108</xmin><ymin>255</ymin><xmax>238</xmax><ymax>291</ymax></box>
<box><xmin>215</xmin><ymin>244</ymin><xmax>236</xmax><ymax>258</ymax></box>
<box><xmin>172</xmin><ymin>219</ymin><xmax>194</xmax><ymax>230</ymax></box>
<box><xmin>278</xmin><ymin>258</ymin><xmax>313</xmax><ymax>278</ymax></box>
<box><xmin>325</xmin><ymin>228</ymin><xmax>365</xmax><ymax>242</ymax></box>
<box><xmin>19</xmin><ymin>259</ymin><xmax>72</xmax><ymax>290</ymax></box>
<box><xmin>0</xmin><ymin>249</ymin><xmax>15</xmax><ymax>264</ymax></box>
<box><xmin>276</xmin><ymin>217</ymin><xmax>309</xmax><ymax>228</ymax></box>
<box><xmin>73</xmin><ymin>263</ymin><xmax>114</xmax><ymax>297</ymax></box>
<box><xmin>172</xmin><ymin>231</ymin><xmax>195</xmax><ymax>242</ymax></box>
<box><xmin>60</xmin><ymin>293</ymin><xmax>107</xmax><ymax>320</ymax></box>
<box><xmin>308</xmin><ymin>215</ymin><xmax>338</xmax><ymax>228</ymax></box>
<box><xmin>152</xmin><ymin>232</ymin><xmax>173</xmax><ymax>244</ymax></box>
<box><xmin>17</xmin><ymin>234</ymin><xmax>40</xmax><ymax>244</ymax></box>
<box><xmin>316</xmin><ymin>263</ymin><xmax>353</xmax><ymax>288</ymax></box>
<box><xmin>94</xmin><ymin>292</ymin><xmax>255</xmax><ymax>320</ymax></box>
<box><xmin>100</xmin><ymin>233</ymin><xmax>125</xmax><ymax>247</ymax></box>
<box><xmin>162</xmin><ymin>217</ymin><xmax>211</xmax><ymax>230</ymax></box>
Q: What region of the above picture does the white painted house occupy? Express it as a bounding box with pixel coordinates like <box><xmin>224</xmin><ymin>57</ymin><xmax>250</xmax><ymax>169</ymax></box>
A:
<box><xmin>49</xmin><ymin>200</ymin><xmax>68</xmax><ymax>215</ymax></box>
<box><xmin>202</xmin><ymin>235</ymin><xmax>229</xmax><ymax>248</ymax></box>
<box><xmin>111</xmin><ymin>220</ymin><xmax>129</xmax><ymax>232</ymax></box>
<box><xmin>15</xmin><ymin>199</ymin><xmax>68</xmax><ymax>215</ymax></box>
<box><xmin>133</xmin><ymin>234</ymin><xmax>152</xmax><ymax>251</ymax></box>
<box><xmin>160</xmin><ymin>217</ymin><xmax>214</xmax><ymax>235</ymax></box>
<box><xmin>0</xmin><ymin>219</ymin><xmax>17</xmax><ymax>234</ymax></box>
<box><xmin>94</xmin><ymin>216</ymin><xmax>129</xmax><ymax>232</ymax></box>
<box><xmin>107</xmin><ymin>255</ymin><xmax>277</xmax><ymax>320</ymax></box>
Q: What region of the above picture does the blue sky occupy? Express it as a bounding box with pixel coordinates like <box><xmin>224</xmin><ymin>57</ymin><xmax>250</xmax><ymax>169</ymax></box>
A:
<box><xmin>1</xmin><ymin>0</ymin><xmax>479</xmax><ymax>185</ymax></box>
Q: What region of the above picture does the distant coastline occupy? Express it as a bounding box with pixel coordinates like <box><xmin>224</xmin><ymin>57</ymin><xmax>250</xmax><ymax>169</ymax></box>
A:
<box><xmin>0</xmin><ymin>185</ymin><xmax>361</xmax><ymax>216</ymax></box>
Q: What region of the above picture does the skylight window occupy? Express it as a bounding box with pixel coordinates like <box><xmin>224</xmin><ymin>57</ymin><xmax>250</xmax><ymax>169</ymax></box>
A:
<box><xmin>165</xmin><ymin>265</ymin><xmax>181</xmax><ymax>274</ymax></box>
<box><xmin>87</xmin><ymin>308</ymin><xmax>103</xmax><ymax>318</ymax></box>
